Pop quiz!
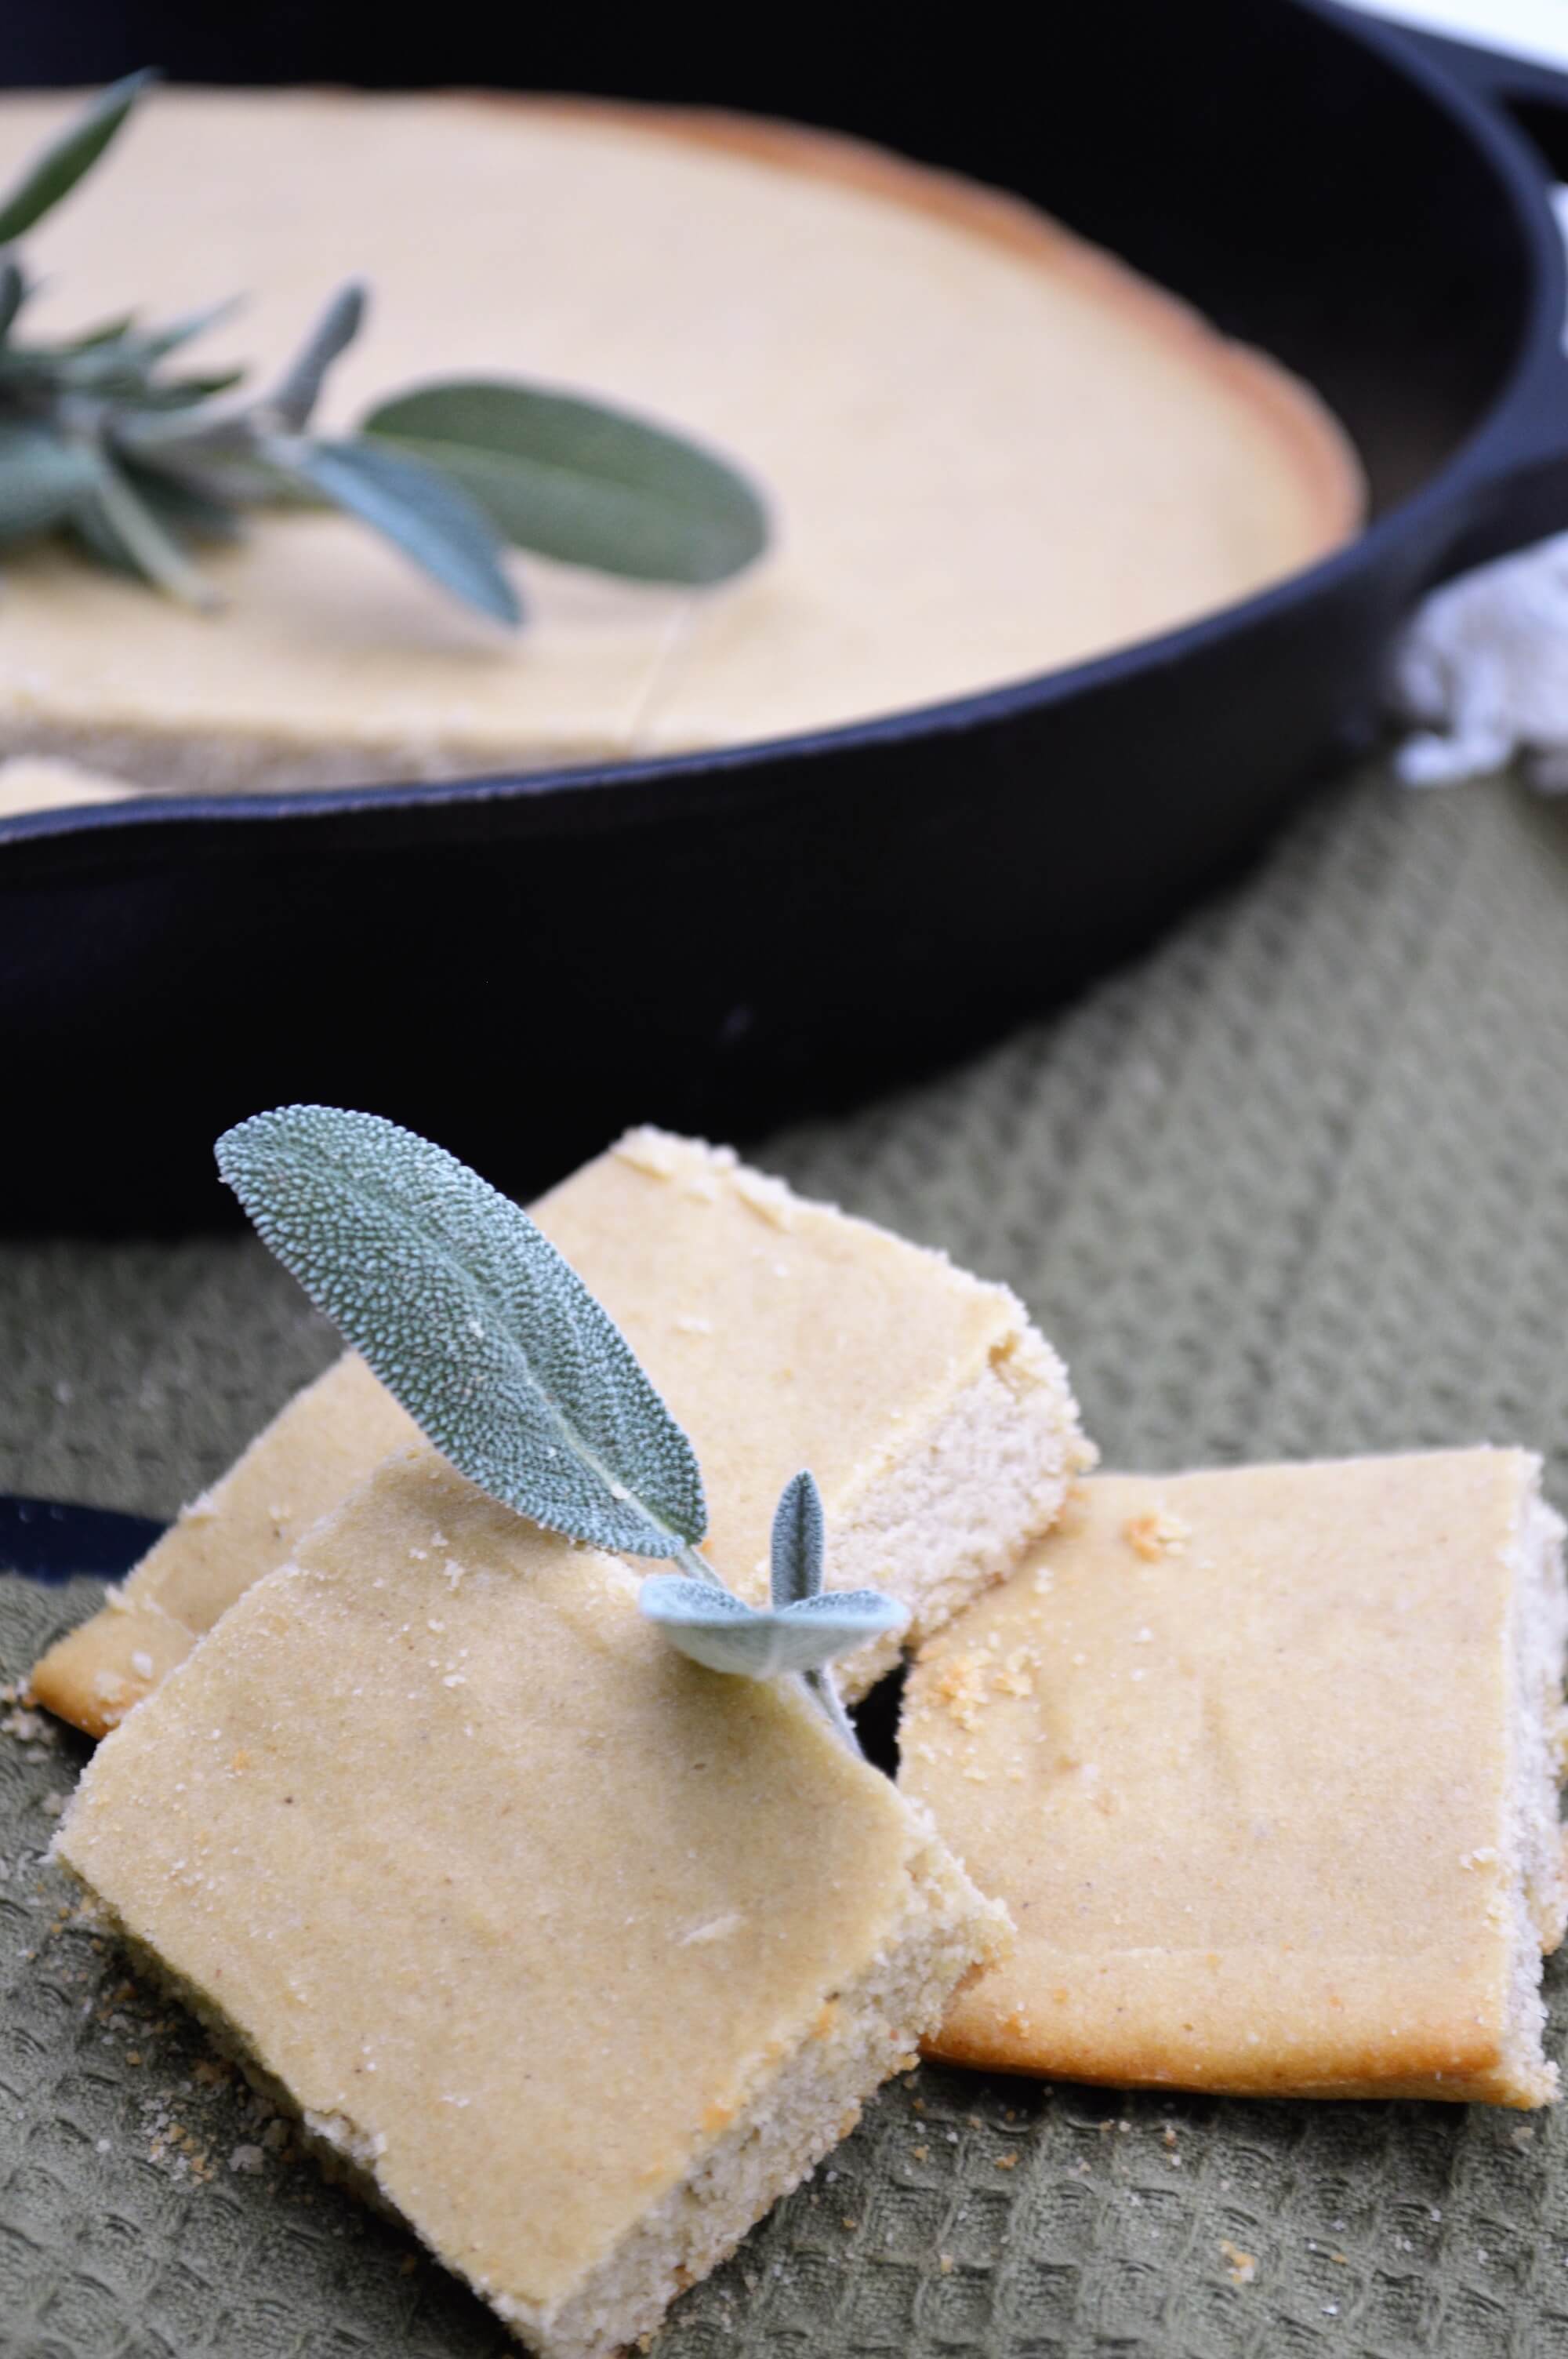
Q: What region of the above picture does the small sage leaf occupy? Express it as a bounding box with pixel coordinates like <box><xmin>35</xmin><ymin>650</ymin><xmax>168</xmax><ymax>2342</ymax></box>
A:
<box><xmin>216</xmin><ymin>1106</ymin><xmax>706</xmax><ymax>1557</ymax></box>
<box><xmin>771</xmin><ymin>1469</ymin><xmax>825</xmax><ymax>1612</ymax></box>
<box><xmin>361</xmin><ymin>380</ymin><xmax>768</xmax><ymax>584</ymax></box>
<box><xmin>0</xmin><ymin>71</ymin><xmax>156</xmax><ymax>246</ymax></box>
<box><xmin>118</xmin><ymin>368</ymin><xmax>249</xmax><ymax>413</ymax></box>
<box><xmin>64</xmin><ymin>312</ymin><xmax>141</xmax><ymax>352</ymax></box>
<box><xmin>68</xmin><ymin>465</ymin><xmax>239</xmax><ymax>577</ymax></box>
<box><xmin>0</xmin><ymin>260</ymin><xmax>27</xmax><ymax>341</ymax></box>
<box><xmin>266</xmin><ymin>282</ymin><xmax>365</xmax><ymax>434</ymax></box>
<box><xmin>119</xmin><ymin>463</ymin><xmax>245</xmax><ymax>543</ymax></box>
<box><xmin>85</xmin><ymin>445</ymin><xmax>220</xmax><ymax>608</ymax></box>
<box><xmin>137</xmin><ymin>294</ymin><xmax>245</xmax><ymax>365</ymax></box>
<box><xmin>640</xmin><ymin>1572</ymin><xmax>907</xmax><ymax>1681</ymax></box>
<box><xmin>269</xmin><ymin>434</ymin><xmax>521</xmax><ymax>626</ymax></box>
<box><xmin>0</xmin><ymin>425</ymin><xmax>98</xmax><ymax>542</ymax></box>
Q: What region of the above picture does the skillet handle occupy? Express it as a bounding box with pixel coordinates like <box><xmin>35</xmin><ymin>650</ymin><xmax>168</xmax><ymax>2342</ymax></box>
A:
<box><xmin>1393</xmin><ymin>24</ymin><xmax>1568</xmax><ymax>578</ymax></box>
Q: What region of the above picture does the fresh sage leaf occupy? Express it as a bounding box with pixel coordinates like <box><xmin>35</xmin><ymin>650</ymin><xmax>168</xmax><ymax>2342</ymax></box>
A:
<box><xmin>639</xmin><ymin>1572</ymin><xmax>907</xmax><ymax>1680</ymax></box>
<box><xmin>0</xmin><ymin>71</ymin><xmax>156</xmax><ymax>246</ymax></box>
<box><xmin>215</xmin><ymin>1106</ymin><xmax>706</xmax><ymax>1557</ymax></box>
<box><xmin>0</xmin><ymin>77</ymin><xmax>770</xmax><ymax>626</ymax></box>
<box><xmin>0</xmin><ymin>261</ymin><xmax>27</xmax><ymax>342</ymax></box>
<box><xmin>60</xmin><ymin>311</ymin><xmax>140</xmax><ymax>352</ymax></box>
<box><xmin>771</xmin><ymin>1469</ymin><xmax>826</xmax><ymax>1612</ymax></box>
<box><xmin>361</xmin><ymin>380</ymin><xmax>768</xmax><ymax>584</ymax></box>
<box><xmin>117</xmin><ymin>369</ymin><xmax>249</xmax><ymax>413</ymax></box>
<box><xmin>136</xmin><ymin>294</ymin><xmax>245</xmax><ymax>365</ymax></box>
<box><xmin>120</xmin><ymin>463</ymin><xmax>245</xmax><ymax>543</ymax></box>
<box><xmin>268</xmin><ymin>434</ymin><xmax>521</xmax><ymax>626</ymax></box>
<box><xmin>266</xmin><ymin>282</ymin><xmax>365</xmax><ymax>434</ymax></box>
<box><xmin>84</xmin><ymin>445</ymin><xmax>221</xmax><ymax>608</ymax></box>
<box><xmin>0</xmin><ymin>425</ymin><xmax>99</xmax><ymax>542</ymax></box>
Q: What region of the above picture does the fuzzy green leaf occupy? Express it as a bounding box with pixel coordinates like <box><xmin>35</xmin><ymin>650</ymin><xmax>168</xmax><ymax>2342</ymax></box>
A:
<box><xmin>117</xmin><ymin>369</ymin><xmax>249</xmax><ymax>413</ymax></box>
<box><xmin>266</xmin><ymin>282</ymin><xmax>365</xmax><ymax>433</ymax></box>
<box><xmin>0</xmin><ymin>261</ymin><xmax>28</xmax><ymax>341</ymax></box>
<box><xmin>0</xmin><ymin>425</ymin><xmax>98</xmax><ymax>541</ymax></box>
<box><xmin>0</xmin><ymin>71</ymin><xmax>156</xmax><ymax>246</ymax></box>
<box><xmin>120</xmin><ymin>463</ymin><xmax>244</xmax><ymax>543</ymax></box>
<box><xmin>771</xmin><ymin>1470</ymin><xmax>826</xmax><ymax>1612</ymax></box>
<box><xmin>137</xmin><ymin>294</ymin><xmax>244</xmax><ymax>363</ymax></box>
<box><xmin>269</xmin><ymin>434</ymin><xmax>520</xmax><ymax>625</ymax></box>
<box><xmin>83</xmin><ymin>446</ymin><xmax>220</xmax><ymax>607</ymax></box>
<box><xmin>639</xmin><ymin>1574</ymin><xmax>906</xmax><ymax>1680</ymax></box>
<box><xmin>361</xmin><ymin>380</ymin><xmax>768</xmax><ymax>584</ymax></box>
<box><xmin>216</xmin><ymin>1107</ymin><xmax>706</xmax><ymax>1556</ymax></box>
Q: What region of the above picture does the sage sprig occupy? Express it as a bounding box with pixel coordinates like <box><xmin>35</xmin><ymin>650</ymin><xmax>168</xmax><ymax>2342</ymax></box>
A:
<box><xmin>0</xmin><ymin>75</ymin><xmax>769</xmax><ymax>623</ymax></box>
<box><xmin>641</xmin><ymin>1471</ymin><xmax>905</xmax><ymax>1748</ymax></box>
<box><xmin>216</xmin><ymin>1107</ymin><xmax>899</xmax><ymax>1747</ymax></box>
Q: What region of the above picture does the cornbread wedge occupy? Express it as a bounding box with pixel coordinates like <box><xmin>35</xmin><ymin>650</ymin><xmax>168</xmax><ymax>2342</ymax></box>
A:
<box><xmin>901</xmin><ymin>1453</ymin><xmax>1568</xmax><ymax>2106</ymax></box>
<box><xmin>32</xmin><ymin>1128</ymin><xmax>1090</xmax><ymax>1733</ymax></box>
<box><xmin>0</xmin><ymin>88</ymin><xmax>1359</xmax><ymax>790</ymax></box>
<box><xmin>57</xmin><ymin>1445</ymin><xmax>1007</xmax><ymax>2359</ymax></box>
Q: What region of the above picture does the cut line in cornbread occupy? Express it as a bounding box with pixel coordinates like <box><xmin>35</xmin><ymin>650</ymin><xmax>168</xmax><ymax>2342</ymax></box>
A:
<box><xmin>57</xmin><ymin>1445</ymin><xmax>1009</xmax><ymax>2359</ymax></box>
<box><xmin>900</xmin><ymin>1453</ymin><xmax>1568</xmax><ymax>2106</ymax></box>
<box><xmin>31</xmin><ymin>1127</ymin><xmax>1091</xmax><ymax>1733</ymax></box>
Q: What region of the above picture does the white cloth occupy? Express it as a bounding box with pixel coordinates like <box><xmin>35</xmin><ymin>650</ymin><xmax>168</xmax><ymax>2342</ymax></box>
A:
<box><xmin>1389</xmin><ymin>183</ymin><xmax>1568</xmax><ymax>791</ymax></box>
<box><xmin>1392</xmin><ymin>533</ymin><xmax>1568</xmax><ymax>791</ymax></box>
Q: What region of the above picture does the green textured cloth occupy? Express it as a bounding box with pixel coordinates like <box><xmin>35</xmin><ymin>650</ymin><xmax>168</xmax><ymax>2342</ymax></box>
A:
<box><xmin>5</xmin><ymin>765</ymin><xmax>1568</xmax><ymax>2358</ymax></box>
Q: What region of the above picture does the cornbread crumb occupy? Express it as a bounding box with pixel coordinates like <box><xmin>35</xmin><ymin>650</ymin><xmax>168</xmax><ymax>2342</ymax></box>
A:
<box><xmin>930</xmin><ymin>1654</ymin><xmax>989</xmax><ymax>1731</ymax></box>
<box><xmin>1122</xmin><ymin>1507</ymin><xmax>1192</xmax><ymax>1561</ymax></box>
<box><xmin>1220</xmin><ymin>2240</ymin><xmax>1258</xmax><ymax>2286</ymax></box>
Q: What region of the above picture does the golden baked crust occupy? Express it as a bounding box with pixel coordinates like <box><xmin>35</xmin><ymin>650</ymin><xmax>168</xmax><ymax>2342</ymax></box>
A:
<box><xmin>0</xmin><ymin>85</ymin><xmax>1362</xmax><ymax>790</ymax></box>
<box><xmin>900</xmin><ymin>1454</ymin><xmax>1568</xmax><ymax>2106</ymax></box>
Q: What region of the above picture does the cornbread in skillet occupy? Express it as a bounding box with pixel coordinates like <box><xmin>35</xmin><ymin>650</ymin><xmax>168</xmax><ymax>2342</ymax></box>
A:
<box><xmin>0</xmin><ymin>88</ymin><xmax>1359</xmax><ymax>790</ymax></box>
<box><xmin>56</xmin><ymin>1446</ymin><xmax>1007</xmax><ymax>2359</ymax></box>
<box><xmin>0</xmin><ymin>755</ymin><xmax>132</xmax><ymax>816</ymax></box>
<box><xmin>900</xmin><ymin>1454</ymin><xmax>1568</xmax><ymax>2106</ymax></box>
<box><xmin>34</xmin><ymin>1129</ymin><xmax>1088</xmax><ymax>1734</ymax></box>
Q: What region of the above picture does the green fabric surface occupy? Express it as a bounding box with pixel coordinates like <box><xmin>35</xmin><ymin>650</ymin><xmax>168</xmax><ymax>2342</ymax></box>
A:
<box><xmin>5</xmin><ymin>765</ymin><xmax>1568</xmax><ymax>2357</ymax></box>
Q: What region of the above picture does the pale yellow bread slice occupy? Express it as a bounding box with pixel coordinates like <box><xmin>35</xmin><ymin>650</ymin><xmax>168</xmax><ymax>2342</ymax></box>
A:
<box><xmin>900</xmin><ymin>1454</ymin><xmax>1568</xmax><ymax>2106</ymax></box>
<box><xmin>31</xmin><ymin>1127</ymin><xmax>1090</xmax><ymax>1733</ymax></box>
<box><xmin>56</xmin><ymin>1445</ymin><xmax>1008</xmax><ymax>2359</ymax></box>
<box><xmin>0</xmin><ymin>755</ymin><xmax>133</xmax><ymax>816</ymax></box>
<box><xmin>0</xmin><ymin>87</ymin><xmax>1360</xmax><ymax>791</ymax></box>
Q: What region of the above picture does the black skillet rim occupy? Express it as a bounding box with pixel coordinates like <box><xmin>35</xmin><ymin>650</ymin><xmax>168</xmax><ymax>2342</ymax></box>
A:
<box><xmin>1</xmin><ymin>0</ymin><xmax>1563</xmax><ymax>866</ymax></box>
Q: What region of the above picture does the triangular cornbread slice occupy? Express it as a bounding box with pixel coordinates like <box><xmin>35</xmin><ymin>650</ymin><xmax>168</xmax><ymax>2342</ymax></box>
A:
<box><xmin>901</xmin><ymin>1453</ymin><xmax>1568</xmax><ymax>2106</ymax></box>
<box><xmin>32</xmin><ymin>1128</ymin><xmax>1090</xmax><ymax>1733</ymax></box>
<box><xmin>58</xmin><ymin>1445</ymin><xmax>1007</xmax><ymax>2359</ymax></box>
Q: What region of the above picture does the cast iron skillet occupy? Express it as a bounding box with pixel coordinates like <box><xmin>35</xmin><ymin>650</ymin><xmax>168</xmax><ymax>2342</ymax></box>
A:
<box><xmin>4</xmin><ymin>0</ymin><xmax>1568</xmax><ymax>1228</ymax></box>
